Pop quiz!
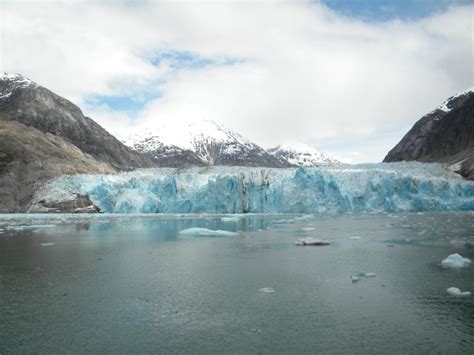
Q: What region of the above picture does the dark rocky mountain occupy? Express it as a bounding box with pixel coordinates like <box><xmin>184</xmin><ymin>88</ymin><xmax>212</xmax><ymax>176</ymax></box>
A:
<box><xmin>0</xmin><ymin>121</ymin><xmax>114</xmax><ymax>212</ymax></box>
<box><xmin>384</xmin><ymin>89</ymin><xmax>474</xmax><ymax>179</ymax></box>
<box><xmin>0</xmin><ymin>73</ymin><xmax>150</xmax><ymax>170</ymax></box>
<box><xmin>0</xmin><ymin>73</ymin><xmax>154</xmax><ymax>212</ymax></box>
<box><xmin>123</xmin><ymin>120</ymin><xmax>288</xmax><ymax>168</ymax></box>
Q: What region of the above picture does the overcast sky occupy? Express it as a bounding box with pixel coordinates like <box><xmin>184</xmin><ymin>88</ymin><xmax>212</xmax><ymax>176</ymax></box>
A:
<box><xmin>1</xmin><ymin>0</ymin><xmax>472</xmax><ymax>163</ymax></box>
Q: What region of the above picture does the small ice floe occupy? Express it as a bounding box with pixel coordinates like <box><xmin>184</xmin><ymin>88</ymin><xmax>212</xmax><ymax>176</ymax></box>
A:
<box><xmin>258</xmin><ymin>287</ymin><xmax>275</xmax><ymax>294</ymax></box>
<box><xmin>40</xmin><ymin>242</ymin><xmax>55</xmax><ymax>246</ymax></box>
<box><xmin>301</xmin><ymin>227</ymin><xmax>316</xmax><ymax>231</ymax></box>
<box><xmin>179</xmin><ymin>228</ymin><xmax>238</xmax><ymax>237</ymax></box>
<box><xmin>441</xmin><ymin>253</ymin><xmax>472</xmax><ymax>268</ymax></box>
<box><xmin>446</xmin><ymin>287</ymin><xmax>471</xmax><ymax>298</ymax></box>
<box><xmin>350</xmin><ymin>276</ymin><xmax>360</xmax><ymax>283</ymax></box>
<box><xmin>294</xmin><ymin>238</ymin><xmax>330</xmax><ymax>246</ymax></box>
<box><xmin>294</xmin><ymin>214</ymin><xmax>314</xmax><ymax>222</ymax></box>
<box><xmin>221</xmin><ymin>217</ymin><xmax>240</xmax><ymax>223</ymax></box>
<box><xmin>350</xmin><ymin>236</ymin><xmax>362</xmax><ymax>240</ymax></box>
<box><xmin>363</xmin><ymin>273</ymin><xmax>376</xmax><ymax>278</ymax></box>
<box><xmin>8</xmin><ymin>224</ymin><xmax>57</xmax><ymax>231</ymax></box>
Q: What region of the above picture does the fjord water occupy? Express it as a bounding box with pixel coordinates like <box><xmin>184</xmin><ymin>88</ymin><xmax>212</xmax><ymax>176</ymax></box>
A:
<box><xmin>1</xmin><ymin>213</ymin><xmax>473</xmax><ymax>353</ymax></box>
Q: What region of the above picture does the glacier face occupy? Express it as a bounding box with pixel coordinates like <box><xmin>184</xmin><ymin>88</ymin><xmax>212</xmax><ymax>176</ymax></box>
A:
<box><xmin>32</xmin><ymin>162</ymin><xmax>474</xmax><ymax>214</ymax></box>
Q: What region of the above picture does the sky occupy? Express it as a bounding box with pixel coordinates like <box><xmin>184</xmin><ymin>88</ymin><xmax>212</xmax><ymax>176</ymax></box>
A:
<box><xmin>0</xmin><ymin>0</ymin><xmax>472</xmax><ymax>163</ymax></box>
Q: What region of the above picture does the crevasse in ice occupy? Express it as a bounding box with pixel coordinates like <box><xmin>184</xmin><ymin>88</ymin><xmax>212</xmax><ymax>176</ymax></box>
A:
<box><xmin>32</xmin><ymin>162</ymin><xmax>474</xmax><ymax>213</ymax></box>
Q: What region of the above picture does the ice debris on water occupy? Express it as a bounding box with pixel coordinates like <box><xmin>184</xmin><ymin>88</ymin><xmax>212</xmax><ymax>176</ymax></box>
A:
<box><xmin>446</xmin><ymin>287</ymin><xmax>471</xmax><ymax>297</ymax></box>
<box><xmin>31</xmin><ymin>163</ymin><xmax>474</xmax><ymax>213</ymax></box>
<box><xmin>221</xmin><ymin>217</ymin><xmax>240</xmax><ymax>222</ymax></box>
<box><xmin>294</xmin><ymin>238</ymin><xmax>330</xmax><ymax>246</ymax></box>
<box><xmin>441</xmin><ymin>253</ymin><xmax>472</xmax><ymax>268</ymax></box>
<box><xmin>301</xmin><ymin>227</ymin><xmax>316</xmax><ymax>231</ymax></box>
<box><xmin>179</xmin><ymin>228</ymin><xmax>238</xmax><ymax>237</ymax></box>
<box><xmin>351</xmin><ymin>276</ymin><xmax>360</xmax><ymax>283</ymax></box>
<box><xmin>40</xmin><ymin>242</ymin><xmax>55</xmax><ymax>246</ymax></box>
<box><xmin>258</xmin><ymin>287</ymin><xmax>275</xmax><ymax>294</ymax></box>
<box><xmin>351</xmin><ymin>273</ymin><xmax>376</xmax><ymax>282</ymax></box>
<box><xmin>350</xmin><ymin>236</ymin><xmax>362</xmax><ymax>240</ymax></box>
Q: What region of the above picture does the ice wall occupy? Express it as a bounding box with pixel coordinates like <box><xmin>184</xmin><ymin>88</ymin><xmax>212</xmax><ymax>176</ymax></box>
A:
<box><xmin>32</xmin><ymin>163</ymin><xmax>474</xmax><ymax>213</ymax></box>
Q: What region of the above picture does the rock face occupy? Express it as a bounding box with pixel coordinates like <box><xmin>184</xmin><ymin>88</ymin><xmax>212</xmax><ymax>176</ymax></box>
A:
<box><xmin>0</xmin><ymin>121</ymin><xmax>114</xmax><ymax>212</ymax></box>
<box><xmin>0</xmin><ymin>73</ymin><xmax>149</xmax><ymax>170</ymax></box>
<box><xmin>0</xmin><ymin>73</ymin><xmax>159</xmax><ymax>212</ymax></box>
<box><xmin>384</xmin><ymin>89</ymin><xmax>474</xmax><ymax>180</ymax></box>
<box><xmin>268</xmin><ymin>143</ymin><xmax>340</xmax><ymax>167</ymax></box>
<box><xmin>124</xmin><ymin>120</ymin><xmax>288</xmax><ymax>167</ymax></box>
<box><xmin>29</xmin><ymin>193</ymin><xmax>101</xmax><ymax>213</ymax></box>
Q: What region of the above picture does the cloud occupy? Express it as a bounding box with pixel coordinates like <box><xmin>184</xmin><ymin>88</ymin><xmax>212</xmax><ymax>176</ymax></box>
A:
<box><xmin>1</xmin><ymin>1</ymin><xmax>472</xmax><ymax>163</ymax></box>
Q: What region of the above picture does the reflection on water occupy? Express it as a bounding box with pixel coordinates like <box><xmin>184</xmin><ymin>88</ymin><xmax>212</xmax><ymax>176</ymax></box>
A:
<box><xmin>0</xmin><ymin>212</ymin><xmax>473</xmax><ymax>353</ymax></box>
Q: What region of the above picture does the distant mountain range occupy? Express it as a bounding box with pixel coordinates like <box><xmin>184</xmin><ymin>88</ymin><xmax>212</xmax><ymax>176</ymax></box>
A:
<box><xmin>122</xmin><ymin>120</ymin><xmax>339</xmax><ymax>168</ymax></box>
<box><xmin>384</xmin><ymin>88</ymin><xmax>474</xmax><ymax>180</ymax></box>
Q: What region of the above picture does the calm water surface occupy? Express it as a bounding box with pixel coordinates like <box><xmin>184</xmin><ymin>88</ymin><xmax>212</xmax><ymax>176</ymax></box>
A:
<box><xmin>1</xmin><ymin>212</ymin><xmax>474</xmax><ymax>353</ymax></box>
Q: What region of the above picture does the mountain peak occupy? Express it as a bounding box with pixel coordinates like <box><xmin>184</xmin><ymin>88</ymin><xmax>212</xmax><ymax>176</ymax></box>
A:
<box><xmin>123</xmin><ymin>120</ymin><xmax>286</xmax><ymax>167</ymax></box>
<box><xmin>0</xmin><ymin>73</ymin><xmax>37</xmax><ymax>99</ymax></box>
<box><xmin>268</xmin><ymin>142</ymin><xmax>340</xmax><ymax>167</ymax></box>
<box><xmin>438</xmin><ymin>87</ymin><xmax>474</xmax><ymax>112</ymax></box>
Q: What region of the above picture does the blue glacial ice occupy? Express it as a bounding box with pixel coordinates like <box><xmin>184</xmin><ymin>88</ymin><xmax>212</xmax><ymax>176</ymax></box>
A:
<box><xmin>179</xmin><ymin>228</ymin><xmax>239</xmax><ymax>237</ymax></box>
<box><xmin>31</xmin><ymin>162</ymin><xmax>474</xmax><ymax>214</ymax></box>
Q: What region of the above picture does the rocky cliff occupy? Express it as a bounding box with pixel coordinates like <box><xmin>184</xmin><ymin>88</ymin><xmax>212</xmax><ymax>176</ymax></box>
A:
<box><xmin>0</xmin><ymin>73</ymin><xmax>150</xmax><ymax>170</ymax></box>
<box><xmin>0</xmin><ymin>73</ymin><xmax>155</xmax><ymax>212</ymax></box>
<box><xmin>384</xmin><ymin>89</ymin><xmax>474</xmax><ymax>180</ymax></box>
<box><xmin>0</xmin><ymin>121</ymin><xmax>115</xmax><ymax>212</ymax></box>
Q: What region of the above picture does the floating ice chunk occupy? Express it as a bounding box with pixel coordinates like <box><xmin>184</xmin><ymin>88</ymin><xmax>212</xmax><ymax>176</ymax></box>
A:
<box><xmin>179</xmin><ymin>228</ymin><xmax>238</xmax><ymax>237</ymax></box>
<box><xmin>258</xmin><ymin>287</ymin><xmax>275</xmax><ymax>294</ymax></box>
<box><xmin>294</xmin><ymin>238</ymin><xmax>330</xmax><ymax>246</ymax></box>
<box><xmin>446</xmin><ymin>287</ymin><xmax>471</xmax><ymax>297</ymax></box>
<box><xmin>8</xmin><ymin>224</ymin><xmax>57</xmax><ymax>231</ymax></box>
<box><xmin>351</xmin><ymin>276</ymin><xmax>360</xmax><ymax>282</ymax></box>
<box><xmin>350</xmin><ymin>236</ymin><xmax>362</xmax><ymax>240</ymax></box>
<box><xmin>301</xmin><ymin>227</ymin><xmax>316</xmax><ymax>231</ymax></box>
<box><xmin>40</xmin><ymin>242</ymin><xmax>55</xmax><ymax>246</ymax></box>
<box><xmin>364</xmin><ymin>273</ymin><xmax>376</xmax><ymax>278</ymax></box>
<box><xmin>273</xmin><ymin>218</ymin><xmax>295</xmax><ymax>224</ymax></box>
<box><xmin>441</xmin><ymin>253</ymin><xmax>472</xmax><ymax>268</ymax></box>
<box><xmin>294</xmin><ymin>214</ymin><xmax>314</xmax><ymax>222</ymax></box>
<box><xmin>221</xmin><ymin>217</ymin><xmax>240</xmax><ymax>222</ymax></box>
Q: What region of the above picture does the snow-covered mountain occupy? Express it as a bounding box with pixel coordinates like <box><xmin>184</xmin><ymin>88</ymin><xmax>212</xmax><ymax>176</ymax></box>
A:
<box><xmin>0</xmin><ymin>73</ymin><xmax>38</xmax><ymax>99</ymax></box>
<box><xmin>123</xmin><ymin>120</ymin><xmax>287</xmax><ymax>167</ymax></box>
<box><xmin>268</xmin><ymin>143</ymin><xmax>340</xmax><ymax>167</ymax></box>
<box><xmin>438</xmin><ymin>87</ymin><xmax>474</xmax><ymax>112</ymax></box>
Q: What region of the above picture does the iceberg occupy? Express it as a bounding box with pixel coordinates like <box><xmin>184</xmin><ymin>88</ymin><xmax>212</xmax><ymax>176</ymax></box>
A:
<box><xmin>40</xmin><ymin>242</ymin><xmax>56</xmax><ymax>246</ymax></box>
<box><xmin>294</xmin><ymin>238</ymin><xmax>330</xmax><ymax>246</ymax></box>
<box><xmin>363</xmin><ymin>273</ymin><xmax>376</xmax><ymax>278</ymax></box>
<box><xmin>446</xmin><ymin>287</ymin><xmax>471</xmax><ymax>297</ymax></box>
<box><xmin>179</xmin><ymin>228</ymin><xmax>238</xmax><ymax>237</ymax></box>
<box><xmin>441</xmin><ymin>253</ymin><xmax>472</xmax><ymax>268</ymax></box>
<box><xmin>221</xmin><ymin>217</ymin><xmax>241</xmax><ymax>222</ymax></box>
<box><xmin>31</xmin><ymin>162</ymin><xmax>474</xmax><ymax>214</ymax></box>
<box><xmin>258</xmin><ymin>287</ymin><xmax>275</xmax><ymax>294</ymax></box>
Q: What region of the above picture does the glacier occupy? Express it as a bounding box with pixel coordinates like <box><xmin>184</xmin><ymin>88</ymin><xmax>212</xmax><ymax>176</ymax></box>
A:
<box><xmin>31</xmin><ymin>162</ymin><xmax>474</xmax><ymax>214</ymax></box>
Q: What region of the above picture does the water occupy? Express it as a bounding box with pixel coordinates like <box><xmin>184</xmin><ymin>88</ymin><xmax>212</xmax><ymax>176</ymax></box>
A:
<box><xmin>1</xmin><ymin>212</ymin><xmax>474</xmax><ymax>353</ymax></box>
